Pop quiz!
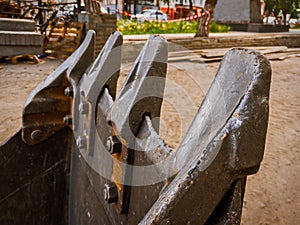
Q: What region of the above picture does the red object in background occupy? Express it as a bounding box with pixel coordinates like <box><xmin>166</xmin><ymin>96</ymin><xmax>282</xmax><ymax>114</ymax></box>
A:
<box><xmin>161</xmin><ymin>5</ymin><xmax>204</xmax><ymax>20</ymax></box>
<box><xmin>160</xmin><ymin>7</ymin><xmax>175</xmax><ymax>20</ymax></box>
<box><xmin>174</xmin><ymin>4</ymin><xmax>204</xmax><ymax>19</ymax></box>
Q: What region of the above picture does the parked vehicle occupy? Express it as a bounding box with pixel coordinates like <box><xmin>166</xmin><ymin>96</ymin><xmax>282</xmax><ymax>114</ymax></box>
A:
<box><xmin>263</xmin><ymin>16</ymin><xmax>277</xmax><ymax>24</ymax></box>
<box><xmin>133</xmin><ymin>10</ymin><xmax>168</xmax><ymax>22</ymax></box>
<box><xmin>289</xmin><ymin>18</ymin><xmax>300</xmax><ymax>26</ymax></box>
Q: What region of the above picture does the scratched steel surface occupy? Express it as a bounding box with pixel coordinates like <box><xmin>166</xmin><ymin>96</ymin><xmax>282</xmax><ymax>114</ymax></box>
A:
<box><xmin>0</xmin><ymin>30</ymin><xmax>271</xmax><ymax>225</ymax></box>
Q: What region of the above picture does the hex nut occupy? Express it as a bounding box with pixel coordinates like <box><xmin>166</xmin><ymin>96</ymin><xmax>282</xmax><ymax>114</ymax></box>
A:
<box><xmin>106</xmin><ymin>136</ymin><xmax>122</xmax><ymax>154</ymax></box>
<box><xmin>104</xmin><ymin>182</ymin><xmax>118</xmax><ymax>203</ymax></box>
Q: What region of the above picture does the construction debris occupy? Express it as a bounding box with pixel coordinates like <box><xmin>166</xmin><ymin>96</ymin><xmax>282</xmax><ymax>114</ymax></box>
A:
<box><xmin>0</xmin><ymin>1</ymin><xmax>21</xmax><ymax>18</ymax></box>
<box><xmin>0</xmin><ymin>18</ymin><xmax>43</xmax><ymax>57</ymax></box>
<box><xmin>0</xmin><ymin>54</ymin><xmax>42</xmax><ymax>64</ymax></box>
<box><xmin>44</xmin><ymin>20</ymin><xmax>84</xmax><ymax>59</ymax></box>
<box><xmin>168</xmin><ymin>46</ymin><xmax>300</xmax><ymax>63</ymax></box>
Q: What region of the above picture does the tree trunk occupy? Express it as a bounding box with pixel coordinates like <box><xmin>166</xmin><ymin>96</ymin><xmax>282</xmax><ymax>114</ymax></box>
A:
<box><xmin>189</xmin><ymin>0</ymin><xmax>193</xmax><ymax>19</ymax></box>
<box><xmin>195</xmin><ymin>13</ymin><xmax>209</xmax><ymax>37</ymax></box>
<box><xmin>204</xmin><ymin>0</ymin><xmax>218</xmax><ymax>11</ymax></box>
<box><xmin>167</xmin><ymin>1</ymin><xmax>170</xmax><ymax>19</ymax></box>
<box><xmin>134</xmin><ymin>0</ymin><xmax>137</xmax><ymax>15</ymax></box>
<box><xmin>194</xmin><ymin>0</ymin><xmax>217</xmax><ymax>37</ymax></box>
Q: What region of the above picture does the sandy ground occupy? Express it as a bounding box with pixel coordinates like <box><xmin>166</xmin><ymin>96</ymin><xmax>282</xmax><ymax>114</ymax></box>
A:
<box><xmin>0</xmin><ymin>50</ymin><xmax>299</xmax><ymax>224</ymax></box>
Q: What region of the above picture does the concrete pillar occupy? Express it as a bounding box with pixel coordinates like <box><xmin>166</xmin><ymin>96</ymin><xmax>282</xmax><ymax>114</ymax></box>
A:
<box><xmin>214</xmin><ymin>0</ymin><xmax>262</xmax><ymax>24</ymax></box>
<box><xmin>213</xmin><ymin>0</ymin><xmax>289</xmax><ymax>32</ymax></box>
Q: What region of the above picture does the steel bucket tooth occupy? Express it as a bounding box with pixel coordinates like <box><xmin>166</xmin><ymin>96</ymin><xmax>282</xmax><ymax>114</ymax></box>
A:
<box><xmin>69</xmin><ymin>34</ymin><xmax>168</xmax><ymax>224</ymax></box>
<box><xmin>0</xmin><ymin>29</ymin><xmax>271</xmax><ymax>225</ymax></box>
<box><xmin>141</xmin><ymin>48</ymin><xmax>271</xmax><ymax>224</ymax></box>
<box><xmin>22</xmin><ymin>30</ymin><xmax>96</xmax><ymax>145</ymax></box>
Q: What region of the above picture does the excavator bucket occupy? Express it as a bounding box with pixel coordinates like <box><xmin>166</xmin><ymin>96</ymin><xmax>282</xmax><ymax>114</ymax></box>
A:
<box><xmin>0</xmin><ymin>30</ymin><xmax>271</xmax><ymax>225</ymax></box>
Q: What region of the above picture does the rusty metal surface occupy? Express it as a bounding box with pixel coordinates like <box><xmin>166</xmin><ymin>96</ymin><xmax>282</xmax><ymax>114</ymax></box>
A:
<box><xmin>141</xmin><ymin>48</ymin><xmax>271</xmax><ymax>224</ymax></box>
<box><xmin>22</xmin><ymin>30</ymin><xmax>95</xmax><ymax>145</ymax></box>
<box><xmin>0</xmin><ymin>30</ymin><xmax>271</xmax><ymax>225</ymax></box>
<box><xmin>69</xmin><ymin>42</ymin><xmax>271</xmax><ymax>224</ymax></box>
<box><xmin>69</xmin><ymin>34</ymin><xmax>168</xmax><ymax>224</ymax></box>
<box><xmin>0</xmin><ymin>128</ymin><xmax>72</xmax><ymax>225</ymax></box>
<box><xmin>0</xmin><ymin>30</ymin><xmax>97</xmax><ymax>224</ymax></box>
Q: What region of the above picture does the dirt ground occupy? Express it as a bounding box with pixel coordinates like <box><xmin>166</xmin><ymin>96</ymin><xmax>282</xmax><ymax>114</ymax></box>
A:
<box><xmin>0</xmin><ymin>50</ymin><xmax>299</xmax><ymax>224</ymax></box>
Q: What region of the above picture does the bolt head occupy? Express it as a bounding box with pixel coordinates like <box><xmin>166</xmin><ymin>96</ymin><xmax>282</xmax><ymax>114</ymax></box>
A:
<box><xmin>79</xmin><ymin>102</ymin><xmax>89</xmax><ymax>115</ymax></box>
<box><xmin>63</xmin><ymin>115</ymin><xmax>72</xmax><ymax>125</ymax></box>
<box><xmin>31</xmin><ymin>129</ymin><xmax>43</xmax><ymax>141</ymax></box>
<box><xmin>76</xmin><ymin>136</ymin><xmax>87</xmax><ymax>150</ymax></box>
<box><xmin>104</xmin><ymin>182</ymin><xmax>118</xmax><ymax>203</ymax></box>
<box><xmin>106</xmin><ymin>138</ymin><xmax>112</xmax><ymax>151</ymax></box>
<box><xmin>64</xmin><ymin>86</ymin><xmax>73</xmax><ymax>97</ymax></box>
<box><xmin>106</xmin><ymin>136</ymin><xmax>122</xmax><ymax>154</ymax></box>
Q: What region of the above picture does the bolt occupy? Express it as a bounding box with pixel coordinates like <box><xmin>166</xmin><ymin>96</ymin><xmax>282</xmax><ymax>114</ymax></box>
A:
<box><xmin>104</xmin><ymin>182</ymin><xmax>118</xmax><ymax>203</ymax></box>
<box><xmin>106</xmin><ymin>136</ymin><xmax>122</xmax><ymax>154</ymax></box>
<box><xmin>79</xmin><ymin>102</ymin><xmax>89</xmax><ymax>115</ymax></box>
<box><xmin>64</xmin><ymin>86</ymin><xmax>73</xmax><ymax>97</ymax></box>
<box><xmin>76</xmin><ymin>136</ymin><xmax>87</xmax><ymax>150</ymax></box>
<box><xmin>63</xmin><ymin>114</ymin><xmax>72</xmax><ymax>125</ymax></box>
<box><xmin>31</xmin><ymin>129</ymin><xmax>43</xmax><ymax>141</ymax></box>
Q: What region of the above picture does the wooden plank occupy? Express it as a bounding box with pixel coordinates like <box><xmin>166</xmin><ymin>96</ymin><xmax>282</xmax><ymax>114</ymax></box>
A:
<box><xmin>267</xmin><ymin>53</ymin><xmax>299</xmax><ymax>61</ymax></box>
<box><xmin>44</xmin><ymin>21</ymin><xmax>83</xmax><ymax>59</ymax></box>
<box><xmin>0</xmin><ymin>18</ymin><xmax>35</xmax><ymax>31</ymax></box>
<box><xmin>200</xmin><ymin>46</ymin><xmax>289</xmax><ymax>59</ymax></box>
<box><xmin>9</xmin><ymin>54</ymin><xmax>40</xmax><ymax>64</ymax></box>
<box><xmin>201</xmin><ymin>48</ymin><xmax>230</xmax><ymax>58</ymax></box>
<box><xmin>259</xmin><ymin>46</ymin><xmax>288</xmax><ymax>55</ymax></box>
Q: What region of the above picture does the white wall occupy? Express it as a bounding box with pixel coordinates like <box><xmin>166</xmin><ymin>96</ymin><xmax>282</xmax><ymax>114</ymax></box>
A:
<box><xmin>161</xmin><ymin>0</ymin><xmax>206</xmax><ymax>9</ymax></box>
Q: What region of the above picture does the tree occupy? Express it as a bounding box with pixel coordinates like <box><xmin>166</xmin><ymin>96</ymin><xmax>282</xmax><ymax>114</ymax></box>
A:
<box><xmin>195</xmin><ymin>12</ymin><xmax>209</xmax><ymax>37</ymax></box>
<box><xmin>195</xmin><ymin>0</ymin><xmax>218</xmax><ymax>37</ymax></box>
<box><xmin>162</xmin><ymin>0</ymin><xmax>170</xmax><ymax>16</ymax></box>
<box><xmin>264</xmin><ymin>0</ymin><xmax>300</xmax><ymax>24</ymax></box>
<box><xmin>279</xmin><ymin>0</ymin><xmax>300</xmax><ymax>24</ymax></box>
<box><xmin>189</xmin><ymin>0</ymin><xmax>194</xmax><ymax>19</ymax></box>
<box><xmin>204</xmin><ymin>0</ymin><xmax>218</xmax><ymax>11</ymax></box>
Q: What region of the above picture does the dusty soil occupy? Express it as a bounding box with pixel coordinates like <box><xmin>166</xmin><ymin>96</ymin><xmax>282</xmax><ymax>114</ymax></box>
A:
<box><xmin>0</xmin><ymin>52</ymin><xmax>299</xmax><ymax>224</ymax></box>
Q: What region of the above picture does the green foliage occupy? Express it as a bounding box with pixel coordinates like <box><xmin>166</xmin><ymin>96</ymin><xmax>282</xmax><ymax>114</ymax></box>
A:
<box><xmin>290</xmin><ymin>22</ymin><xmax>300</xmax><ymax>28</ymax></box>
<box><xmin>209</xmin><ymin>21</ymin><xmax>230</xmax><ymax>33</ymax></box>
<box><xmin>117</xmin><ymin>19</ymin><xmax>229</xmax><ymax>35</ymax></box>
<box><xmin>290</xmin><ymin>1</ymin><xmax>299</xmax><ymax>18</ymax></box>
<box><xmin>264</xmin><ymin>0</ymin><xmax>300</xmax><ymax>20</ymax></box>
